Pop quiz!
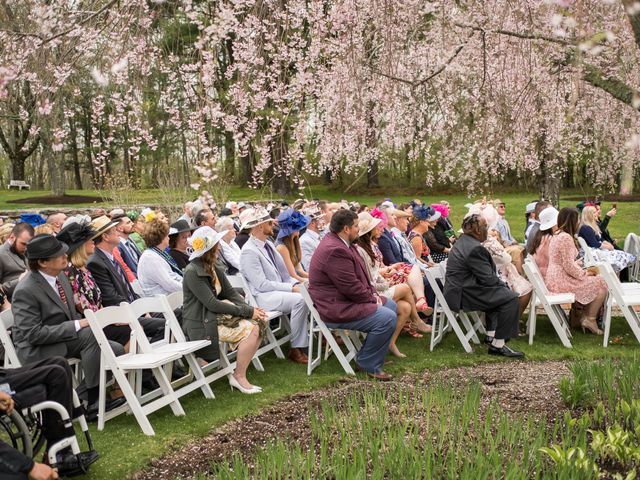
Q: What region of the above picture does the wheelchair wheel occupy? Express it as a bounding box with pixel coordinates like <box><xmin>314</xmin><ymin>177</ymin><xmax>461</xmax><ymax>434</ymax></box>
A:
<box><xmin>0</xmin><ymin>411</ymin><xmax>33</xmax><ymax>457</ymax></box>
<box><xmin>21</xmin><ymin>409</ymin><xmax>47</xmax><ymax>457</ymax></box>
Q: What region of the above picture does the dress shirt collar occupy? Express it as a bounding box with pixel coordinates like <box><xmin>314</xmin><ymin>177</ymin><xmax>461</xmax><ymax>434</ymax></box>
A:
<box><xmin>304</xmin><ymin>229</ymin><xmax>320</xmax><ymax>241</ymax></box>
<box><xmin>250</xmin><ymin>235</ymin><xmax>267</xmax><ymax>248</ymax></box>
<box><xmin>98</xmin><ymin>246</ymin><xmax>115</xmax><ymax>262</ymax></box>
<box><xmin>39</xmin><ymin>271</ymin><xmax>59</xmax><ymax>293</ymax></box>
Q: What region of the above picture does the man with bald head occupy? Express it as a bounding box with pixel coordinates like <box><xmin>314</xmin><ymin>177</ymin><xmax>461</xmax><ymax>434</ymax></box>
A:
<box><xmin>46</xmin><ymin>212</ymin><xmax>67</xmax><ymax>234</ymax></box>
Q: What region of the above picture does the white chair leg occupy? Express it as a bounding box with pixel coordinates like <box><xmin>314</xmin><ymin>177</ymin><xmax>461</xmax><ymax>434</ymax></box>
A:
<box><xmin>184</xmin><ymin>354</ymin><xmax>215</xmax><ymax>399</ymax></box>
<box><xmin>153</xmin><ymin>366</ymin><xmax>185</xmax><ymax>417</ymax></box>
<box><xmin>603</xmin><ymin>296</ymin><xmax>613</xmax><ymax>347</ymax></box>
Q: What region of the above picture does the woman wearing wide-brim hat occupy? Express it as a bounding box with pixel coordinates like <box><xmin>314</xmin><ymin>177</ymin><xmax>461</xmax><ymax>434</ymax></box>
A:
<box><xmin>57</xmin><ymin>219</ymin><xmax>132</xmax><ymax>350</ymax></box>
<box><xmin>275</xmin><ymin>208</ymin><xmax>310</xmax><ymax>283</ymax></box>
<box><xmin>182</xmin><ymin>226</ymin><xmax>269</xmax><ymax>394</ymax></box>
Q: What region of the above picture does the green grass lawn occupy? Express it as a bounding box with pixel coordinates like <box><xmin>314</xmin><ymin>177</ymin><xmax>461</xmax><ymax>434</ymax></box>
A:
<box><xmin>81</xmin><ymin>317</ymin><xmax>640</xmax><ymax>479</ymax></box>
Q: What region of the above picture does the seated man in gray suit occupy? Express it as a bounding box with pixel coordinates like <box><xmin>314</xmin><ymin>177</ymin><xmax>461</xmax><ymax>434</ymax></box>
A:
<box><xmin>239</xmin><ymin>208</ymin><xmax>310</xmax><ymax>364</ymax></box>
<box><xmin>0</xmin><ymin>222</ymin><xmax>34</xmax><ymax>300</ymax></box>
<box><xmin>444</xmin><ymin>214</ymin><xmax>524</xmax><ymax>358</ymax></box>
<box><xmin>11</xmin><ymin>234</ymin><xmax>125</xmax><ymax>417</ymax></box>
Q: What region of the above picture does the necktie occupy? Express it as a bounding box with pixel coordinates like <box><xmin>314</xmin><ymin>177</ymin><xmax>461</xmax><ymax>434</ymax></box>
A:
<box><xmin>55</xmin><ymin>278</ymin><xmax>69</xmax><ymax>308</ymax></box>
<box><xmin>111</xmin><ymin>258</ymin><xmax>134</xmax><ymax>302</ymax></box>
<box><xmin>126</xmin><ymin>238</ymin><xmax>141</xmax><ymax>260</ymax></box>
<box><xmin>264</xmin><ymin>243</ymin><xmax>278</xmax><ymax>267</ymax></box>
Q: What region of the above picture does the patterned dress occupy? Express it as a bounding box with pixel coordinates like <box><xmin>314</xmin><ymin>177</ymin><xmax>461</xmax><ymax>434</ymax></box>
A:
<box><xmin>483</xmin><ymin>236</ymin><xmax>532</xmax><ymax>297</ymax></box>
<box><xmin>64</xmin><ymin>264</ymin><xmax>102</xmax><ymax>312</ymax></box>
<box><xmin>545</xmin><ymin>232</ymin><xmax>607</xmax><ymax>305</ymax></box>
<box><xmin>408</xmin><ymin>230</ymin><xmax>430</xmax><ymax>261</ymax></box>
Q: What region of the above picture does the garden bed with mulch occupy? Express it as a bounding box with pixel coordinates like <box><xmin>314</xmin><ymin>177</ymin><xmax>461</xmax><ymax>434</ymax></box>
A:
<box><xmin>133</xmin><ymin>361</ymin><xmax>570</xmax><ymax>480</ymax></box>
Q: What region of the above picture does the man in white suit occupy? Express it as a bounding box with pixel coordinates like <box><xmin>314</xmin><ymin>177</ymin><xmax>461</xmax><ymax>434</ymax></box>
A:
<box><xmin>239</xmin><ymin>208</ymin><xmax>310</xmax><ymax>364</ymax></box>
<box><xmin>299</xmin><ymin>206</ymin><xmax>324</xmax><ymax>271</ymax></box>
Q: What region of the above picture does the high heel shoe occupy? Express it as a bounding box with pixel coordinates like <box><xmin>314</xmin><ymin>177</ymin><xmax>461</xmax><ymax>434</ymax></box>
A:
<box><xmin>229</xmin><ymin>375</ymin><xmax>261</xmax><ymax>394</ymax></box>
<box><xmin>415</xmin><ymin>297</ymin><xmax>434</xmax><ymax>316</ymax></box>
<box><xmin>580</xmin><ymin>316</ymin><xmax>603</xmax><ymax>335</ymax></box>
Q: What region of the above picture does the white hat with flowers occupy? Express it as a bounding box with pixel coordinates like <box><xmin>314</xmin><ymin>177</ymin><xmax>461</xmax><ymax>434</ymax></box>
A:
<box><xmin>188</xmin><ymin>226</ymin><xmax>227</xmax><ymax>261</ymax></box>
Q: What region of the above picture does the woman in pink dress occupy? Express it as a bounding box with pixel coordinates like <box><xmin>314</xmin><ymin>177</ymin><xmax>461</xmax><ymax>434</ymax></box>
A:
<box><xmin>545</xmin><ymin>207</ymin><xmax>608</xmax><ymax>335</ymax></box>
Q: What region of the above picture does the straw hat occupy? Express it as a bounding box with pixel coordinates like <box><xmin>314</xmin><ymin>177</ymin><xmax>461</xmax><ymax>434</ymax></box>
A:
<box><xmin>388</xmin><ymin>208</ymin><xmax>411</xmax><ymax>218</ymax></box>
<box><xmin>90</xmin><ymin>215</ymin><xmax>121</xmax><ymax>240</ymax></box>
<box><xmin>239</xmin><ymin>208</ymin><xmax>273</xmax><ymax>231</ymax></box>
<box><xmin>188</xmin><ymin>226</ymin><xmax>227</xmax><ymax>261</ymax></box>
<box><xmin>357</xmin><ymin>212</ymin><xmax>381</xmax><ymax>237</ymax></box>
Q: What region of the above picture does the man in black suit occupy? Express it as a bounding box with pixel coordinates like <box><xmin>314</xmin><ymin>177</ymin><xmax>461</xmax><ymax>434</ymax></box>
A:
<box><xmin>11</xmin><ymin>235</ymin><xmax>125</xmax><ymax>417</ymax></box>
<box><xmin>87</xmin><ymin>216</ymin><xmax>164</xmax><ymax>340</ymax></box>
<box><xmin>444</xmin><ymin>214</ymin><xmax>524</xmax><ymax>358</ymax></box>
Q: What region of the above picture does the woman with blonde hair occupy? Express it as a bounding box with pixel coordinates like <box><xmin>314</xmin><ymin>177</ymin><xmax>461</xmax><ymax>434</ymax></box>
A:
<box><xmin>0</xmin><ymin>223</ymin><xmax>15</xmax><ymax>244</ymax></box>
<box><xmin>579</xmin><ymin>205</ymin><xmax>635</xmax><ymax>273</ymax></box>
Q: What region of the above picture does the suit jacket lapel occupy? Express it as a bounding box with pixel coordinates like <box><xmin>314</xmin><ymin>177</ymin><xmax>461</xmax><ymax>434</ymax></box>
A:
<box><xmin>254</xmin><ymin>239</ymin><xmax>279</xmax><ymax>276</ymax></box>
<box><xmin>33</xmin><ymin>272</ymin><xmax>72</xmax><ymax>319</ymax></box>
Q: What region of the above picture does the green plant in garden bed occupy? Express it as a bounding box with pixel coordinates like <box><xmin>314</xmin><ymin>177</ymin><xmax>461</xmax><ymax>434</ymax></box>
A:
<box><xmin>209</xmin><ymin>383</ymin><xmax>572</xmax><ymax>479</ymax></box>
<box><xmin>543</xmin><ymin>357</ymin><xmax>640</xmax><ymax>478</ymax></box>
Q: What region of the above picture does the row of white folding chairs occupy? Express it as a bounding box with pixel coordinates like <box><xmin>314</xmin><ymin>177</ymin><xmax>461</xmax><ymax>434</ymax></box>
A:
<box><xmin>84</xmin><ymin>292</ymin><xmax>234</xmax><ymax>435</ymax></box>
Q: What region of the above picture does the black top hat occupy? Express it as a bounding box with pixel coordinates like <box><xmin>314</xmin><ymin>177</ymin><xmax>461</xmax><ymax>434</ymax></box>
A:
<box><xmin>56</xmin><ymin>222</ymin><xmax>95</xmax><ymax>256</ymax></box>
<box><xmin>169</xmin><ymin>219</ymin><xmax>193</xmax><ymax>236</ymax></box>
<box><xmin>26</xmin><ymin>234</ymin><xmax>68</xmax><ymax>260</ymax></box>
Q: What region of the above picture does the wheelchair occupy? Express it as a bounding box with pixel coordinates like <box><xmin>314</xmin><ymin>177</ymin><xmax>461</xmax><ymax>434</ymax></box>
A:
<box><xmin>0</xmin><ymin>383</ymin><xmax>99</xmax><ymax>477</ymax></box>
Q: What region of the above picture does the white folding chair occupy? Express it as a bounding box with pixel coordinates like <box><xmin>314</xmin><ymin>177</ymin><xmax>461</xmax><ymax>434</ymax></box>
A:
<box><xmin>125</xmin><ymin>296</ymin><xmax>229</xmax><ymax>400</ymax></box>
<box><xmin>300</xmin><ymin>284</ymin><xmax>358</xmax><ymax>375</ymax></box>
<box><xmin>424</xmin><ymin>263</ymin><xmax>485</xmax><ymax>353</ymax></box>
<box><xmin>624</xmin><ymin>233</ymin><xmax>640</xmax><ymax>282</ymax></box>
<box><xmin>84</xmin><ymin>306</ymin><xmax>186</xmax><ymax>436</ymax></box>
<box><xmin>599</xmin><ymin>262</ymin><xmax>640</xmax><ymax>347</ymax></box>
<box><xmin>578</xmin><ymin>236</ymin><xmax>598</xmax><ymax>267</ymax></box>
<box><xmin>0</xmin><ymin>309</ymin><xmax>21</xmax><ymax>368</ymax></box>
<box><xmin>522</xmin><ymin>258</ymin><xmax>574</xmax><ymax>347</ymax></box>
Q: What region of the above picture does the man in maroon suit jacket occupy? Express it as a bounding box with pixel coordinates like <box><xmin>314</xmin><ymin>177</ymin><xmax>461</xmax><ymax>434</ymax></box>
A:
<box><xmin>308</xmin><ymin>209</ymin><xmax>396</xmax><ymax>380</ymax></box>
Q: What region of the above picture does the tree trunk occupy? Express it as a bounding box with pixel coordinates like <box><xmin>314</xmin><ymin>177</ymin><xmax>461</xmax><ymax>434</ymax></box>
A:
<box><xmin>270</xmin><ymin>130</ymin><xmax>292</xmax><ymax>196</ymax></box>
<box><xmin>224</xmin><ymin>130</ymin><xmax>235</xmax><ymax>180</ymax></box>
<box><xmin>68</xmin><ymin>117</ymin><xmax>83</xmax><ymax>190</ymax></box>
<box><xmin>239</xmin><ymin>143</ymin><xmax>254</xmax><ymax>186</ymax></box>
<box><xmin>619</xmin><ymin>160</ymin><xmax>635</xmax><ymax>196</ymax></box>
<box><xmin>540</xmin><ymin>172</ymin><xmax>560</xmax><ymax>207</ymax></box>
<box><xmin>44</xmin><ymin>142</ymin><xmax>66</xmax><ymax>197</ymax></box>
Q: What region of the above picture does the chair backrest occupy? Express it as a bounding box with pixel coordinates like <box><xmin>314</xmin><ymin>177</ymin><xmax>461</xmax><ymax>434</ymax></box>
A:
<box><xmin>123</xmin><ymin>296</ymin><xmax>170</xmax><ymax>344</ymax></box>
<box><xmin>165</xmin><ymin>291</ymin><xmax>184</xmax><ymax>311</ymax></box>
<box><xmin>0</xmin><ymin>308</ymin><xmax>21</xmax><ymax>367</ymax></box>
<box><xmin>599</xmin><ymin>261</ymin><xmax>622</xmax><ymax>298</ymax></box>
<box><xmin>238</xmin><ymin>275</ymin><xmax>258</xmax><ymax>307</ymax></box>
<box><xmin>577</xmin><ymin>236</ymin><xmax>597</xmax><ymax>266</ymax></box>
<box><xmin>131</xmin><ymin>279</ymin><xmax>144</xmax><ymax>297</ymax></box>
<box><xmin>299</xmin><ymin>284</ymin><xmax>325</xmax><ymax>325</ymax></box>
<box><xmin>226</xmin><ymin>275</ymin><xmax>244</xmax><ymax>289</ymax></box>
<box><xmin>624</xmin><ymin>233</ymin><xmax>640</xmax><ymax>255</ymax></box>
<box><xmin>84</xmin><ymin>305</ymin><xmax>139</xmax><ymax>358</ymax></box>
<box><xmin>523</xmin><ymin>257</ymin><xmax>551</xmax><ymax>297</ymax></box>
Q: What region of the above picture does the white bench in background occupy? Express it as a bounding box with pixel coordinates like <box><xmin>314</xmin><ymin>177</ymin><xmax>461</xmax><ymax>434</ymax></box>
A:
<box><xmin>8</xmin><ymin>180</ymin><xmax>30</xmax><ymax>190</ymax></box>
